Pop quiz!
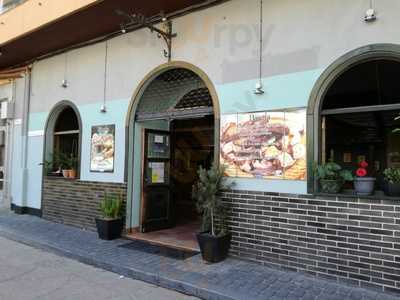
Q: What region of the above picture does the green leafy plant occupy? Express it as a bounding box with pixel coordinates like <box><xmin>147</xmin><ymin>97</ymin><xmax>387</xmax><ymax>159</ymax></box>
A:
<box><xmin>383</xmin><ymin>167</ymin><xmax>400</xmax><ymax>184</ymax></box>
<box><xmin>99</xmin><ymin>192</ymin><xmax>123</xmax><ymax>220</ymax></box>
<box><xmin>192</xmin><ymin>164</ymin><xmax>232</xmax><ymax>237</ymax></box>
<box><xmin>314</xmin><ymin>161</ymin><xmax>353</xmax><ymax>181</ymax></box>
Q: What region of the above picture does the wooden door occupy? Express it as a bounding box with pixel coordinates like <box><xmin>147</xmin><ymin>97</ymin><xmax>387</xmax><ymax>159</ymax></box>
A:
<box><xmin>141</xmin><ymin>129</ymin><xmax>172</xmax><ymax>233</ymax></box>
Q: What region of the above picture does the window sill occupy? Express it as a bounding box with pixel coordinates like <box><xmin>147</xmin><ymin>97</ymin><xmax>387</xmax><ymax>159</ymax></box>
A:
<box><xmin>44</xmin><ymin>175</ymin><xmax>79</xmax><ymax>181</ymax></box>
<box><xmin>315</xmin><ymin>189</ymin><xmax>400</xmax><ymax>203</ymax></box>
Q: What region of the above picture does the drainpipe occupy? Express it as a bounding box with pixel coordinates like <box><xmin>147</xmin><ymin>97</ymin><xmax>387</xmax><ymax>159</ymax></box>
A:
<box><xmin>20</xmin><ymin>68</ymin><xmax>32</xmax><ymax>209</ymax></box>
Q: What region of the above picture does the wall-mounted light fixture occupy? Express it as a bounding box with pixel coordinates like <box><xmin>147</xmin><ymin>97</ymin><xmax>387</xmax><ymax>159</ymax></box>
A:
<box><xmin>254</xmin><ymin>0</ymin><xmax>265</xmax><ymax>95</ymax></box>
<box><xmin>365</xmin><ymin>0</ymin><xmax>377</xmax><ymax>22</ymax></box>
<box><xmin>61</xmin><ymin>79</ymin><xmax>68</xmax><ymax>88</ymax></box>
<box><xmin>116</xmin><ymin>9</ymin><xmax>177</xmax><ymax>61</ymax></box>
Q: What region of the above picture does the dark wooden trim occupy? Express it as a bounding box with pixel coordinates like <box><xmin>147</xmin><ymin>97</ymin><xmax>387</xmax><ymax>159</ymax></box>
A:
<box><xmin>321</xmin><ymin>103</ymin><xmax>400</xmax><ymax>115</ymax></box>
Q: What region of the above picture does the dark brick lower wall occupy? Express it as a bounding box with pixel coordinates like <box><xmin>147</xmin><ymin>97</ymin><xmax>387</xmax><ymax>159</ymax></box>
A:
<box><xmin>222</xmin><ymin>190</ymin><xmax>400</xmax><ymax>294</ymax></box>
<box><xmin>42</xmin><ymin>177</ymin><xmax>127</xmax><ymax>231</ymax></box>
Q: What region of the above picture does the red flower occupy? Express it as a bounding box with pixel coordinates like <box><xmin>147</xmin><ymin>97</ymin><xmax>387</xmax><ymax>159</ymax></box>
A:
<box><xmin>360</xmin><ymin>161</ymin><xmax>368</xmax><ymax>168</ymax></box>
<box><xmin>356</xmin><ymin>168</ymin><xmax>367</xmax><ymax>177</ymax></box>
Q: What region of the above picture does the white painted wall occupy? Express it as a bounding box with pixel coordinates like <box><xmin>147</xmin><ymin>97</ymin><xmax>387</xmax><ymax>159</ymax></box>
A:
<box><xmin>8</xmin><ymin>0</ymin><xmax>400</xmax><ymax>209</ymax></box>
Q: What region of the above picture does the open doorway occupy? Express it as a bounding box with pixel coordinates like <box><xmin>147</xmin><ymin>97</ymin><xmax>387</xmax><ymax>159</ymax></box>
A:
<box><xmin>127</xmin><ymin>66</ymin><xmax>218</xmax><ymax>251</ymax></box>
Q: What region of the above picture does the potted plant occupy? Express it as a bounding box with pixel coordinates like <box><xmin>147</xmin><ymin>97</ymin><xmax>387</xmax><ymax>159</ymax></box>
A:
<box><xmin>383</xmin><ymin>167</ymin><xmax>400</xmax><ymax>197</ymax></box>
<box><xmin>95</xmin><ymin>192</ymin><xmax>123</xmax><ymax>240</ymax></box>
<box><xmin>192</xmin><ymin>164</ymin><xmax>232</xmax><ymax>263</ymax></box>
<box><xmin>314</xmin><ymin>161</ymin><xmax>353</xmax><ymax>194</ymax></box>
<box><xmin>353</xmin><ymin>160</ymin><xmax>376</xmax><ymax>196</ymax></box>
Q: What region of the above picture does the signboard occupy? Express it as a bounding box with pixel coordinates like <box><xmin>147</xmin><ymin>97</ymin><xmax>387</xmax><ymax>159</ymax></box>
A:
<box><xmin>90</xmin><ymin>124</ymin><xmax>115</xmax><ymax>172</ymax></box>
<box><xmin>220</xmin><ymin>109</ymin><xmax>307</xmax><ymax>180</ymax></box>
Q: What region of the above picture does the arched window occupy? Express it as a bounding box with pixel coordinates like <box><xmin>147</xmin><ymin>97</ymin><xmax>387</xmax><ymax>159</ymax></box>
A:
<box><xmin>44</xmin><ymin>102</ymin><xmax>81</xmax><ymax>178</ymax></box>
<box><xmin>320</xmin><ymin>59</ymin><xmax>400</xmax><ymax>193</ymax></box>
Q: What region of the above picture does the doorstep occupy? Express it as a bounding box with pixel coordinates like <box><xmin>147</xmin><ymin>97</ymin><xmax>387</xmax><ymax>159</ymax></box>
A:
<box><xmin>0</xmin><ymin>212</ymin><xmax>398</xmax><ymax>300</ymax></box>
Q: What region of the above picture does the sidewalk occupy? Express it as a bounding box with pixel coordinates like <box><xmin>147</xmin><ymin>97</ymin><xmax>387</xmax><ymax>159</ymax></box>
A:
<box><xmin>0</xmin><ymin>212</ymin><xmax>397</xmax><ymax>300</ymax></box>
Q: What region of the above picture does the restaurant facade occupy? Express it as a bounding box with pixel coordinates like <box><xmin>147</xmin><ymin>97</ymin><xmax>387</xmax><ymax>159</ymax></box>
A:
<box><xmin>1</xmin><ymin>0</ymin><xmax>400</xmax><ymax>294</ymax></box>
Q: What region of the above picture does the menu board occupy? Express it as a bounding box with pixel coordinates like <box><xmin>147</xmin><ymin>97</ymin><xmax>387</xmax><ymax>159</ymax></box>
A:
<box><xmin>90</xmin><ymin>125</ymin><xmax>115</xmax><ymax>172</ymax></box>
<box><xmin>220</xmin><ymin>109</ymin><xmax>307</xmax><ymax>180</ymax></box>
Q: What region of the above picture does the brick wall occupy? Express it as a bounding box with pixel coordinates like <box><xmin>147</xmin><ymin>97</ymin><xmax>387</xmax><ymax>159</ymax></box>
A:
<box><xmin>222</xmin><ymin>190</ymin><xmax>400</xmax><ymax>294</ymax></box>
<box><xmin>42</xmin><ymin>177</ymin><xmax>127</xmax><ymax>231</ymax></box>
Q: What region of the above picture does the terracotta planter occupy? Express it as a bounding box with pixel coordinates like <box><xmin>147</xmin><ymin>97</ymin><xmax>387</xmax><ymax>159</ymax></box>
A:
<box><xmin>62</xmin><ymin>169</ymin><xmax>71</xmax><ymax>178</ymax></box>
<box><xmin>354</xmin><ymin>177</ymin><xmax>376</xmax><ymax>196</ymax></box>
<box><xmin>69</xmin><ymin>169</ymin><xmax>77</xmax><ymax>179</ymax></box>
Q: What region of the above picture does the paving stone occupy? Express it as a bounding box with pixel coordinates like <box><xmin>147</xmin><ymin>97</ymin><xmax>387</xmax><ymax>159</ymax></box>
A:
<box><xmin>0</xmin><ymin>212</ymin><xmax>399</xmax><ymax>300</ymax></box>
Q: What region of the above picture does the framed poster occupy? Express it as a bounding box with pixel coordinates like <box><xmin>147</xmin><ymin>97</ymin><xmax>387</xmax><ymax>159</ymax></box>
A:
<box><xmin>90</xmin><ymin>124</ymin><xmax>115</xmax><ymax>172</ymax></box>
<box><xmin>220</xmin><ymin>108</ymin><xmax>307</xmax><ymax>180</ymax></box>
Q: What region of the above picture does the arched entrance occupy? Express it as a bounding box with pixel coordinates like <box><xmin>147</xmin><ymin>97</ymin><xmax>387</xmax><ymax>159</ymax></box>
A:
<box><xmin>308</xmin><ymin>44</ymin><xmax>400</xmax><ymax>194</ymax></box>
<box><xmin>126</xmin><ymin>62</ymin><xmax>220</xmax><ymax>249</ymax></box>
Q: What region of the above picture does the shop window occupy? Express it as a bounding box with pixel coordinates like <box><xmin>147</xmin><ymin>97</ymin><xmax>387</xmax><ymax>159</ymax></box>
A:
<box><xmin>321</xmin><ymin>59</ymin><xmax>400</xmax><ymax>193</ymax></box>
<box><xmin>45</xmin><ymin>105</ymin><xmax>81</xmax><ymax>177</ymax></box>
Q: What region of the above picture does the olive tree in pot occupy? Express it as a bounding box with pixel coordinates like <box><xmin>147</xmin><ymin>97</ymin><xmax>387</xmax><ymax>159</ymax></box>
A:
<box><xmin>383</xmin><ymin>167</ymin><xmax>400</xmax><ymax>197</ymax></box>
<box><xmin>315</xmin><ymin>161</ymin><xmax>353</xmax><ymax>194</ymax></box>
<box><xmin>95</xmin><ymin>192</ymin><xmax>123</xmax><ymax>240</ymax></box>
<box><xmin>192</xmin><ymin>164</ymin><xmax>232</xmax><ymax>263</ymax></box>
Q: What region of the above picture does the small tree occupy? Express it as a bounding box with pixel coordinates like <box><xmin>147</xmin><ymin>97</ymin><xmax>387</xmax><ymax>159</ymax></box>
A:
<box><xmin>99</xmin><ymin>192</ymin><xmax>123</xmax><ymax>220</ymax></box>
<box><xmin>192</xmin><ymin>164</ymin><xmax>232</xmax><ymax>236</ymax></box>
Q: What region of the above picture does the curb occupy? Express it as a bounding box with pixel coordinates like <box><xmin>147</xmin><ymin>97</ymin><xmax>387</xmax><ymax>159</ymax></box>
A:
<box><xmin>0</xmin><ymin>229</ymin><xmax>235</xmax><ymax>300</ymax></box>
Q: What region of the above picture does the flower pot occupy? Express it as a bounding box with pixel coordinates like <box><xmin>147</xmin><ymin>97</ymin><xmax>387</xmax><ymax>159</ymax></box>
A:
<box><xmin>95</xmin><ymin>218</ymin><xmax>123</xmax><ymax>240</ymax></box>
<box><xmin>196</xmin><ymin>232</ymin><xmax>231</xmax><ymax>263</ymax></box>
<box><xmin>69</xmin><ymin>169</ymin><xmax>77</xmax><ymax>179</ymax></box>
<box><xmin>62</xmin><ymin>169</ymin><xmax>71</xmax><ymax>178</ymax></box>
<box><xmin>384</xmin><ymin>182</ymin><xmax>400</xmax><ymax>197</ymax></box>
<box><xmin>319</xmin><ymin>179</ymin><xmax>343</xmax><ymax>194</ymax></box>
<box><xmin>354</xmin><ymin>177</ymin><xmax>376</xmax><ymax>196</ymax></box>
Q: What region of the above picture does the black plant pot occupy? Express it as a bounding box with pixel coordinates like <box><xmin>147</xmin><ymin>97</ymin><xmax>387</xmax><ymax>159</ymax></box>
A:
<box><xmin>384</xmin><ymin>182</ymin><xmax>400</xmax><ymax>197</ymax></box>
<box><xmin>196</xmin><ymin>232</ymin><xmax>231</xmax><ymax>263</ymax></box>
<box><xmin>95</xmin><ymin>218</ymin><xmax>123</xmax><ymax>240</ymax></box>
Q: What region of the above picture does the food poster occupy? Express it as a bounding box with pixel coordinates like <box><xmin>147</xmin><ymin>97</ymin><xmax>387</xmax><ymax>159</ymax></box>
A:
<box><xmin>90</xmin><ymin>125</ymin><xmax>115</xmax><ymax>172</ymax></box>
<box><xmin>283</xmin><ymin>109</ymin><xmax>307</xmax><ymax>180</ymax></box>
<box><xmin>220</xmin><ymin>114</ymin><xmax>238</xmax><ymax>177</ymax></box>
<box><xmin>220</xmin><ymin>109</ymin><xmax>307</xmax><ymax>180</ymax></box>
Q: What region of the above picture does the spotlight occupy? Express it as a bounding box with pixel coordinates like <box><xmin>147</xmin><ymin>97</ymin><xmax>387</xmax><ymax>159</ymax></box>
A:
<box><xmin>160</xmin><ymin>11</ymin><xmax>167</xmax><ymax>22</ymax></box>
<box><xmin>254</xmin><ymin>81</ymin><xmax>265</xmax><ymax>95</ymax></box>
<box><xmin>365</xmin><ymin>8</ymin><xmax>376</xmax><ymax>22</ymax></box>
<box><xmin>100</xmin><ymin>104</ymin><xmax>107</xmax><ymax>113</ymax></box>
<box><xmin>120</xmin><ymin>24</ymin><xmax>126</xmax><ymax>33</ymax></box>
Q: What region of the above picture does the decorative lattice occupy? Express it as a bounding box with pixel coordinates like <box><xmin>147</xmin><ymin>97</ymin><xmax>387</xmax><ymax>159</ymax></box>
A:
<box><xmin>136</xmin><ymin>68</ymin><xmax>213</xmax><ymax>118</ymax></box>
<box><xmin>174</xmin><ymin>87</ymin><xmax>212</xmax><ymax>110</ymax></box>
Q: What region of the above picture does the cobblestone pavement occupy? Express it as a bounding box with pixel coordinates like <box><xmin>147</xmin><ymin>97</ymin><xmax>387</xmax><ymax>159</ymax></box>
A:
<box><xmin>0</xmin><ymin>236</ymin><xmax>197</xmax><ymax>300</ymax></box>
<box><xmin>0</xmin><ymin>212</ymin><xmax>398</xmax><ymax>300</ymax></box>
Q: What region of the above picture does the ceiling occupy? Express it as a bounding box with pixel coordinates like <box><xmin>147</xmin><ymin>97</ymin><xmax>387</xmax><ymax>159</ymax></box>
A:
<box><xmin>0</xmin><ymin>0</ymin><xmax>223</xmax><ymax>70</ymax></box>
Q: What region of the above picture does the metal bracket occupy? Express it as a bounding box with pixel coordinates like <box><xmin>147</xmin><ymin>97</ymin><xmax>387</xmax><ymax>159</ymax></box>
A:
<box><xmin>116</xmin><ymin>10</ymin><xmax>177</xmax><ymax>62</ymax></box>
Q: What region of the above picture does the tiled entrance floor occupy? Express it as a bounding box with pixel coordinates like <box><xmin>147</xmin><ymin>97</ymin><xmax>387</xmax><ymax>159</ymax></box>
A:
<box><xmin>126</xmin><ymin>221</ymin><xmax>200</xmax><ymax>252</ymax></box>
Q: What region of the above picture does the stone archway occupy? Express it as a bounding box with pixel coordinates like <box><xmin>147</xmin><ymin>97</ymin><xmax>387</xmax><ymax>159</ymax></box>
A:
<box><xmin>125</xmin><ymin>61</ymin><xmax>220</xmax><ymax>232</ymax></box>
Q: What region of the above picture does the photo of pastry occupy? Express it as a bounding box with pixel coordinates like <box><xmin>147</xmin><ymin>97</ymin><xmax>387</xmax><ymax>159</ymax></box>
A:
<box><xmin>220</xmin><ymin>109</ymin><xmax>307</xmax><ymax>180</ymax></box>
<box><xmin>90</xmin><ymin>124</ymin><xmax>115</xmax><ymax>172</ymax></box>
